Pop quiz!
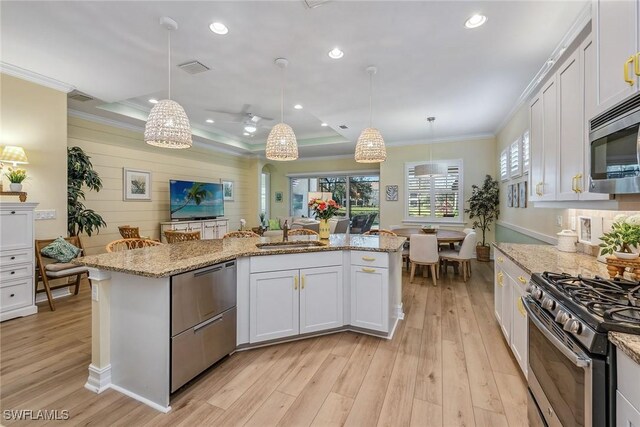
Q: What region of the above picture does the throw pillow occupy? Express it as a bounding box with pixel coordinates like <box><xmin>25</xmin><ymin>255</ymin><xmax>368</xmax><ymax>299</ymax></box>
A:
<box><xmin>268</xmin><ymin>219</ymin><xmax>281</xmax><ymax>230</ymax></box>
<box><xmin>41</xmin><ymin>237</ymin><xmax>81</xmax><ymax>263</ymax></box>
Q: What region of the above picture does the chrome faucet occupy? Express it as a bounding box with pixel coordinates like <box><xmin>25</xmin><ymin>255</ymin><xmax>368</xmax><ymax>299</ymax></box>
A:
<box><xmin>282</xmin><ymin>220</ymin><xmax>289</xmax><ymax>242</ymax></box>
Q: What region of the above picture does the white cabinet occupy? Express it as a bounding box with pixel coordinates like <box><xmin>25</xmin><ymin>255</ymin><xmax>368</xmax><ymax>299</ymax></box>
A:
<box><xmin>249</xmin><ymin>265</ymin><xmax>344</xmax><ymax>343</ymax></box>
<box><xmin>529</xmin><ymin>77</ymin><xmax>557</xmax><ymax>202</ymax></box>
<box><xmin>249</xmin><ymin>270</ymin><xmax>299</xmax><ymax>343</ymax></box>
<box><xmin>494</xmin><ymin>249</ymin><xmax>529</xmax><ymax>377</ymax></box>
<box><xmin>617</xmin><ymin>392</ymin><xmax>640</xmax><ymax>427</ymax></box>
<box><xmin>529</xmin><ymin>95</ymin><xmax>544</xmax><ymax>202</ymax></box>
<box><xmin>616</xmin><ymin>347</ymin><xmax>640</xmax><ymax>426</ymax></box>
<box><xmin>593</xmin><ymin>0</ymin><xmax>640</xmax><ymax>117</ymax></box>
<box><xmin>350</xmin><ymin>265</ymin><xmax>389</xmax><ymax>333</ymax></box>
<box><xmin>0</xmin><ymin>202</ymin><xmax>38</xmax><ymax>322</ymax></box>
<box><xmin>160</xmin><ymin>219</ymin><xmax>228</xmax><ymax>243</ymax></box>
<box><xmin>300</xmin><ymin>266</ymin><xmax>343</xmax><ymax>334</ymax></box>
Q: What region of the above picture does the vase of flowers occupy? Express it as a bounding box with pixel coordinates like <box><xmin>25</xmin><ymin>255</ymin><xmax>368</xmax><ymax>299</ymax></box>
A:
<box><xmin>5</xmin><ymin>168</ymin><xmax>27</xmax><ymax>192</ymax></box>
<box><xmin>308</xmin><ymin>198</ymin><xmax>341</xmax><ymax>239</ymax></box>
<box><xmin>599</xmin><ymin>214</ymin><xmax>640</xmax><ymax>260</ymax></box>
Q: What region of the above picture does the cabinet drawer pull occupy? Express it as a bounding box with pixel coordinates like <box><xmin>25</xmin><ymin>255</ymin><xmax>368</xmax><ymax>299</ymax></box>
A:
<box><xmin>497</xmin><ymin>271</ymin><xmax>504</xmax><ymax>287</ymax></box>
<box><xmin>193</xmin><ymin>314</ymin><xmax>223</xmax><ymax>332</ymax></box>
<box><xmin>10</xmin><ymin>271</ymin><xmax>15</xmax><ymax>275</ymax></box>
<box><xmin>497</xmin><ymin>257</ymin><xmax>504</xmax><ymax>263</ymax></box>
<box><xmin>10</xmin><ymin>294</ymin><xmax>15</xmax><ymax>298</ymax></box>
<box><xmin>518</xmin><ymin>276</ymin><xmax>527</xmax><ymax>284</ymax></box>
<box><xmin>625</xmin><ymin>55</ymin><xmax>635</xmax><ymax>85</ymax></box>
<box><xmin>362</xmin><ymin>268</ymin><xmax>376</xmax><ymax>273</ymax></box>
<box><xmin>10</xmin><ymin>211</ymin><xmax>15</xmax><ymax>214</ymax></box>
<box><xmin>517</xmin><ymin>298</ymin><xmax>526</xmax><ymax>317</ymax></box>
<box><xmin>301</xmin><ymin>275</ymin><xmax>305</xmax><ymax>289</ymax></box>
<box><xmin>635</xmin><ymin>53</ymin><xmax>640</xmax><ymax>76</ymax></box>
<box><xmin>362</xmin><ymin>256</ymin><xmax>376</xmax><ymax>261</ymax></box>
<box><xmin>10</xmin><ymin>256</ymin><xmax>15</xmax><ymax>260</ymax></box>
<box><xmin>294</xmin><ymin>276</ymin><xmax>298</xmax><ymax>290</ymax></box>
<box><xmin>571</xmin><ymin>175</ymin><xmax>577</xmax><ymax>193</ymax></box>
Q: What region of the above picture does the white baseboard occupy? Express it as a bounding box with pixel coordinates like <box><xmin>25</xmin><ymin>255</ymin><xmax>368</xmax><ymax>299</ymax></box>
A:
<box><xmin>84</xmin><ymin>363</ymin><xmax>111</xmax><ymax>394</ymax></box>
<box><xmin>35</xmin><ymin>287</ymin><xmax>71</xmax><ymax>303</ymax></box>
<box><xmin>394</xmin><ymin>303</ymin><xmax>405</xmax><ymax>320</ymax></box>
<box><xmin>0</xmin><ymin>305</ymin><xmax>37</xmax><ymax>322</ymax></box>
<box><xmin>109</xmin><ymin>384</ymin><xmax>171</xmax><ymax>413</ymax></box>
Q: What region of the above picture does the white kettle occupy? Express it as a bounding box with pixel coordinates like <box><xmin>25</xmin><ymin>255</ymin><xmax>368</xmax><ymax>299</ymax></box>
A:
<box><xmin>557</xmin><ymin>229</ymin><xmax>578</xmax><ymax>253</ymax></box>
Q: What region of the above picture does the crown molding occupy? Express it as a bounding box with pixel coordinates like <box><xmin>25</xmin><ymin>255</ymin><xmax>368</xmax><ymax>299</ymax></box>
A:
<box><xmin>68</xmin><ymin>109</ymin><xmax>247</xmax><ymax>157</ymax></box>
<box><xmin>0</xmin><ymin>62</ymin><xmax>75</xmax><ymax>93</ymax></box>
<box><xmin>385</xmin><ymin>132</ymin><xmax>495</xmax><ymax>148</ymax></box>
<box><xmin>494</xmin><ymin>2</ymin><xmax>592</xmax><ymax>136</ymax></box>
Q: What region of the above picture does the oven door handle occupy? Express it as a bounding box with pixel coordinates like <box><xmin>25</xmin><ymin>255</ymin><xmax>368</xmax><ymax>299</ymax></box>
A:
<box><xmin>522</xmin><ymin>297</ymin><xmax>591</xmax><ymax>369</ymax></box>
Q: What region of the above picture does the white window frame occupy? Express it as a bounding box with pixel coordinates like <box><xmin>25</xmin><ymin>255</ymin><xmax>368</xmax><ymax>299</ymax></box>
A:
<box><xmin>521</xmin><ymin>130</ymin><xmax>530</xmax><ymax>174</ymax></box>
<box><xmin>500</xmin><ymin>148</ymin><xmax>509</xmax><ymax>181</ymax></box>
<box><xmin>509</xmin><ymin>137</ymin><xmax>522</xmax><ymax>178</ymax></box>
<box><xmin>403</xmin><ymin>159</ymin><xmax>464</xmax><ymax>224</ymax></box>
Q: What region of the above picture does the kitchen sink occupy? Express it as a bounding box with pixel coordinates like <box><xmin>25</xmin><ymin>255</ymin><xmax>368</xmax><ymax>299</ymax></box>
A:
<box><xmin>255</xmin><ymin>241</ymin><xmax>327</xmax><ymax>250</ymax></box>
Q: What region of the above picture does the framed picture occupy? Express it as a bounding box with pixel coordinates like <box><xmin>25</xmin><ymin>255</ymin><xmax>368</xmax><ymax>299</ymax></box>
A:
<box><xmin>222</xmin><ymin>180</ymin><xmax>234</xmax><ymax>201</ymax></box>
<box><xmin>512</xmin><ymin>184</ymin><xmax>519</xmax><ymax>208</ymax></box>
<box><xmin>518</xmin><ymin>181</ymin><xmax>527</xmax><ymax>208</ymax></box>
<box><xmin>507</xmin><ymin>184</ymin><xmax>513</xmax><ymax>207</ymax></box>
<box><xmin>578</xmin><ymin>216</ymin><xmax>603</xmax><ymax>245</ymax></box>
<box><xmin>123</xmin><ymin>168</ymin><xmax>151</xmax><ymax>201</ymax></box>
<box><xmin>386</xmin><ymin>185</ymin><xmax>399</xmax><ymax>201</ymax></box>
<box><xmin>275</xmin><ymin>191</ymin><xmax>283</xmax><ymax>203</ymax></box>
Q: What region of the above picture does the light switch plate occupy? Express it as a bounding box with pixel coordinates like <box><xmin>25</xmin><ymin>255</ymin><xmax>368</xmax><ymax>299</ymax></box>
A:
<box><xmin>34</xmin><ymin>210</ymin><xmax>56</xmax><ymax>220</ymax></box>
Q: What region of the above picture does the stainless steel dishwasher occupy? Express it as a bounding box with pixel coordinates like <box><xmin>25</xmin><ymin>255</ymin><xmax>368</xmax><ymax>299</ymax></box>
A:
<box><xmin>170</xmin><ymin>261</ymin><xmax>236</xmax><ymax>392</ymax></box>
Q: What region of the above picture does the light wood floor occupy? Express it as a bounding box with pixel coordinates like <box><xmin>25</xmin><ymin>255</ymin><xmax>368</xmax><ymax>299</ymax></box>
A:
<box><xmin>0</xmin><ymin>261</ymin><xmax>527</xmax><ymax>426</ymax></box>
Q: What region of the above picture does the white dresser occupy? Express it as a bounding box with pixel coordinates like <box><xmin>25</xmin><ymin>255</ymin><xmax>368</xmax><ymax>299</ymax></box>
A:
<box><xmin>159</xmin><ymin>219</ymin><xmax>229</xmax><ymax>243</ymax></box>
<box><xmin>0</xmin><ymin>202</ymin><xmax>38</xmax><ymax>321</ymax></box>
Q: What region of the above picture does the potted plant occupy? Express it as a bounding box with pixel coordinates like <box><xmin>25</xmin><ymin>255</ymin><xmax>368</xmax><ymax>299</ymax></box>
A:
<box><xmin>308</xmin><ymin>198</ymin><xmax>342</xmax><ymax>239</ymax></box>
<box><xmin>67</xmin><ymin>147</ymin><xmax>107</xmax><ymax>236</ymax></box>
<box><xmin>5</xmin><ymin>168</ymin><xmax>27</xmax><ymax>192</ymax></box>
<box><xmin>464</xmin><ymin>174</ymin><xmax>499</xmax><ymax>262</ymax></box>
<box><xmin>599</xmin><ymin>214</ymin><xmax>640</xmax><ymax>259</ymax></box>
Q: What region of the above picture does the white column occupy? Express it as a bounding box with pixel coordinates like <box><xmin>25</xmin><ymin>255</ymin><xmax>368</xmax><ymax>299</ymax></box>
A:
<box><xmin>84</xmin><ymin>268</ymin><xmax>112</xmax><ymax>393</ymax></box>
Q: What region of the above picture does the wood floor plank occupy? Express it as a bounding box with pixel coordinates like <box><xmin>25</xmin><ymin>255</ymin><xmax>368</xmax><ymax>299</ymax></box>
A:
<box><xmin>332</xmin><ymin>334</ymin><xmax>380</xmax><ymax>398</ymax></box>
<box><xmin>410</xmin><ymin>399</ymin><xmax>443</xmax><ymax>427</ymax></box>
<box><xmin>311</xmin><ymin>392</ymin><xmax>354</xmax><ymax>427</ymax></box>
<box><xmin>405</xmin><ymin>282</ymin><xmax>428</xmax><ymax>330</ymax></box>
<box><xmin>493</xmin><ymin>372</ymin><xmax>528</xmax><ymax>427</ymax></box>
<box><xmin>377</xmin><ymin>326</ymin><xmax>422</xmax><ymax>427</ymax></box>
<box><xmin>441</xmin><ymin>283</ymin><xmax>463</xmax><ymax>345</ymax></box>
<box><xmin>245</xmin><ymin>391</ymin><xmax>296</xmax><ymax>427</ymax></box>
<box><xmin>473</xmin><ymin>407</ymin><xmax>509</xmax><ymax>427</ymax></box>
<box><xmin>331</xmin><ymin>332</ymin><xmax>361</xmax><ymax>358</ymax></box>
<box><xmin>442</xmin><ymin>339</ymin><xmax>476</xmax><ymax>427</ymax></box>
<box><xmin>278</xmin><ymin>354</ymin><xmax>348</xmax><ymax>427</ymax></box>
<box><xmin>414</xmin><ymin>285</ymin><xmax>442</xmax><ymax>405</ymax></box>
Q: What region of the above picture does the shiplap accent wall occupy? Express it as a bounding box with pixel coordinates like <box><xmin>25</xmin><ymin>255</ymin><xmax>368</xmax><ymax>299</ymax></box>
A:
<box><xmin>68</xmin><ymin>117</ymin><xmax>253</xmax><ymax>255</ymax></box>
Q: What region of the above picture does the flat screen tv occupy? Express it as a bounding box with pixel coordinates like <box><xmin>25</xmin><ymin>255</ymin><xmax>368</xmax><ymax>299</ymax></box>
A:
<box><xmin>170</xmin><ymin>180</ymin><xmax>224</xmax><ymax>220</ymax></box>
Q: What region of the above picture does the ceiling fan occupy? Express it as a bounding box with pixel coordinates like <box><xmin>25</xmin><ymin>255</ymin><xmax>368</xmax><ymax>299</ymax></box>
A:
<box><xmin>206</xmin><ymin>104</ymin><xmax>273</xmax><ymax>134</ymax></box>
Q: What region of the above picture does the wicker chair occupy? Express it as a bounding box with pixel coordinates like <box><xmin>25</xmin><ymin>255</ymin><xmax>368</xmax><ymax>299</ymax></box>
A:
<box><xmin>288</xmin><ymin>228</ymin><xmax>319</xmax><ymax>236</ymax></box>
<box><xmin>35</xmin><ymin>236</ymin><xmax>91</xmax><ymax>311</ymax></box>
<box><xmin>223</xmin><ymin>231</ymin><xmax>260</xmax><ymax>238</ymax></box>
<box><xmin>164</xmin><ymin>230</ymin><xmax>201</xmax><ymax>243</ymax></box>
<box><xmin>363</xmin><ymin>229</ymin><xmax>397</xmax><ymax>236</ymax></box>
<box><xmin>106</xmin><ymin>238</ymin><xmax>163</xmax><ymax>253</ymax></box>
<box><xmin>118</xmin><ymin>225</ymin><xmax>141</xmax><ymax>239</ymax></box>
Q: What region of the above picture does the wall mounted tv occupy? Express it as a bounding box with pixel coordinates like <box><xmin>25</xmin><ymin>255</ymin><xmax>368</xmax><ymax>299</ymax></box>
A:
<box><xmin>170</xmin><ymin>180</ymin><xmax>224</xmax><ymax>220</ymax></box>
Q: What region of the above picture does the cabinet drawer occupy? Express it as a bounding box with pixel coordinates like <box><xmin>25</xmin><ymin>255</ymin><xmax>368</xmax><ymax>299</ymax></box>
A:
<box><xmin>0</xmin><ymin>263</ymin><xmax>33</xmax><ymax>283</ymax></box>
<box><xmin>617</xmin><ymin>391</ymin><xmax>640</xmax><ymax>427</ymax></box>
<box><xmin>0</xmin><ymin>249</ymin><xmax>32</xmax><ymax>267</ymax></box>
<box><xmin>0</xmin><ymin>279</ymin><xmax>32</xmax><ymax>312</ymax></box>
<box><xmin>351</xmin><ymin>250</ymin><xmax>389</xmax><ymax>268</ymax></box>
<box><xmin>250</xmin><ymin>251</ymin><xmax>342</xmax><ymax>273</ymax></box>
<box><xmin>618</xmin><ymin>348</ymin><xmax>640</xmax><ymax>410</ymax></box>
<box><xmin>0</xmin><ymin>210</ymin><xmax>33</xmax><ymax>251</ymax></box>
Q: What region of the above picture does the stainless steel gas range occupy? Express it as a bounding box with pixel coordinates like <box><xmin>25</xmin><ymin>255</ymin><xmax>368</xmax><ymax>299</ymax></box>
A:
<box><xmin>523</xmin><ymin>272</ymin><xmax>640</xmax><ymax>427</ymax></box>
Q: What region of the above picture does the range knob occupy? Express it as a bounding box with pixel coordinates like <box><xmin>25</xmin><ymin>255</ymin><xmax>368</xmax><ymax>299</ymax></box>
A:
<box><xmin>555</xmin><ymin>310</ymin><xmax>571</xmax><ymax>325</ymax></box>
<box><xmin>563</xmin><ymin>319</ymin><xmax>583</xmax><ymax>335</ymax></box>
<box><xmin>532</xmin><ymin>289</ymin><xmax>543</xmax><ymax>300</ymax></box>
<box><xmin>526</xmin><ymin>283</ymin><xmax>536</xmax><ymax>294</ymax></box>
<box><xmin>541</xmin><ymin>297</ymin><xmax>556</xmax><ymax>311</ymax></box>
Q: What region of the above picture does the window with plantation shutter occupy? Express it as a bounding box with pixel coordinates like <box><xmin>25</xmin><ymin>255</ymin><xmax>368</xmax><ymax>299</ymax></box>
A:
<box><xmin>522</xmin><ymin>130</ymin><xmax>530</xmax><ymax>173</ymax></box>
<box><xmin>405</xmin><ymin>160</ymin><xmax>463</xmax><ymax>222</ymax></box>
<box><xmin>510</xmin><ymin>138</ymin><xmax>522</xmax><ymax>178</ymax></box>
<box><xmin>500</xmin><ymin>149</ymin><xmax>509</xmax><ymax>181</ymax></box>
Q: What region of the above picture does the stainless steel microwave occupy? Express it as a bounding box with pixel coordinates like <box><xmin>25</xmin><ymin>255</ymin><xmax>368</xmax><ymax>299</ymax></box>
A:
<box><xmin>589</xmin><ymin>94</ymin><xmax>640</xmax><ymax>194</ymax></box>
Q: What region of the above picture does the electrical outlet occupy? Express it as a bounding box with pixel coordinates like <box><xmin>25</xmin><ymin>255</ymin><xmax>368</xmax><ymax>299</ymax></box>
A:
<box><xmin>34</xmin><ymin>210</ymin><xmax>56</xmax><ymax>220</ymax></box>
<box><xmin>556</xmin><ymin>215</ymin><xmax>563</xmax><ymax>227</ymax></box>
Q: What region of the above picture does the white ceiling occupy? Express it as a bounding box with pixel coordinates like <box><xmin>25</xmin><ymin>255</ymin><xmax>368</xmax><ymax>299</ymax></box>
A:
<box><xmin>1</xmin><ymin>0</ymin><xmax>588</xmax><ymax>158</ymax></box>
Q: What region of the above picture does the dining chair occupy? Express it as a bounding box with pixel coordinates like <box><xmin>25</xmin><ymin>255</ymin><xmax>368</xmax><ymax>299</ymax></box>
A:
<box><xmin>363</xmin><ymin>229</ymin><xmax>397</xmax><ymax>236</ymax></box>
<box><xmin>288</xmin><ymin>228</ymin><xmax>319</xmax><ymax>236</ymax></box>
<box><xmin>223</xmin><ymin>231</ymin><xmax>260</xmax><ymax>238</ymax></box>
<box><xmin>118</xmin><ymin>225</ymin><xmax>141</xmax><ymax>239</ymax></box>
<box><xmin>331</xmin><ymin>218</ymin><xmax>350</xmax><ymax>234</ymax></box>
<box><xmin>463</xmin><ymin>228</ymin><xmax>474</xmax><ymax>235</ymax></box>
<box><xmin>106</xmin><ymin>238</ymin><xmax>163</xmax><ymax>252</ymax></box>
<box><xmin>439</xmin><ymin>231</ymin><xmax>477</xmax><ymax>282</ymax></box>
<box><xmin>409</xmin><ymin>234</ymin><xmax>439</xmax><ymax>286</ymax></box>
<box><xmin>164</xmin><ymin>230</ymin><xmax>201</xmax><ymax>243</ymax></box>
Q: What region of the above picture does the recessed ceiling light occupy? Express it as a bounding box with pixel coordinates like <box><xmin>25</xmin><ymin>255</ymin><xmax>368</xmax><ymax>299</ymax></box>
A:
<box><xmin>148</xmin><ymin>98</ymin><xmax>158</xmax><ymax>104</ymax></box>
<box><xmin>464</xmin><ymin>14</ymin><xmax>487</xmax><ymax>29</ymax></box>
<box><xmin>206</xmin><ymin>119</ymin><xmax>214</xmax><ymax>123</ymax></box>
<box><xmin>244</xmin><ymin>125</ymin><xmax>257</xmax><ymax>133</ymax></box>
<box><xmin>294</xmin><ymin>104</ymin><xmax>303</xmax><ymax>110</ymax></box>
<box><xmin>209</xmin><ymin>22</ymin><xmax>229</xmax><ymax>35</ymax></box>
<box><xmin>321</xmin><ymin>122</ymin><xmax>328</xmax><ymax>127</ymax></box>
<box><xmin>243</xmin><ymin>132</ymin><xmax>250</xmax><ymax>136</ymax></box>
<box><xmin>328</xmin><ymin>47</ymin><xmax>344</xmax><ymax>59</ymax></box>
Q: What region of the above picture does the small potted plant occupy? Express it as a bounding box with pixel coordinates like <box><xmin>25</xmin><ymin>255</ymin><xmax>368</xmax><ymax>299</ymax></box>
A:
<box><xmin>308</xmin><ymin>198</ymin><xmax>342</xmax><ymax>239</ymax></box>
<box><xmin>464</xmin><ymin>174</ymin><xmax>499</xmax><ymax>262</ymax></box>
<box><xmin>5</xmin><ymin>168</ymin><xmax>27</xmax><ymax>192</ymax></box>
<box><xmin>599</xmin><ymin>214</ymin><xmax>640</xmax><ymax>259</ymax></box>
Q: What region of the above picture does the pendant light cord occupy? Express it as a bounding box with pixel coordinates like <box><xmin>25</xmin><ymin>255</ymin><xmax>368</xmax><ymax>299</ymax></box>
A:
<box><xmin>369</xmin><ymin>72</ymin><xmax>373</xmax><ymax>128</ymax></box>
<box><xmin>280</xmin><ymin>66</ymin><xmax>285</xmax><ymax>123</ymax></box>
<box><xmin>167</xmin><ymin>29</ymin><xmax>171</xmax><ymax>100</ymax></box>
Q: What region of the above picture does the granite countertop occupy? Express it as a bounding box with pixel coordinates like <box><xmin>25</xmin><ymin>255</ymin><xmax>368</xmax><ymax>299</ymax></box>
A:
<box><xmin>75</xmin><ymin>234</ymin><xmax>406</xmax><ymax>278</ymax></box>
<box><xmin>493</xmin><ymin>242</ymin><xmax>610</xmax><ymax>278</ymax></box>
<box><xmin>610</xmin><ymin>332</ymin><xmax>640</xmax><ymax>364</ymax></box>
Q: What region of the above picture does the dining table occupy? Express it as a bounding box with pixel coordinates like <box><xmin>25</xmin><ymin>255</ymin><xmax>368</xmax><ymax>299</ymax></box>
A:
<box><xmin>392</xmin><ymin>227</ymin><xmax>468</xmax><ymax>274</ymax></box>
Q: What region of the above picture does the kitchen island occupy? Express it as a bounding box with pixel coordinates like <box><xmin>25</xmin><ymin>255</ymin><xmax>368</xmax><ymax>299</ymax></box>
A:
<box><xmin>75</xmin><ymin>234</ymin><xmax>406</xmax><ymax>412</ymax></box>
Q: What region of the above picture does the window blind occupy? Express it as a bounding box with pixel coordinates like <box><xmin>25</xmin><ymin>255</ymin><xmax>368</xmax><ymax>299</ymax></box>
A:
<box><xmin>406</xmin><ymin>160</ymin><xmax>462</xmax><ymax>220</ymax></box>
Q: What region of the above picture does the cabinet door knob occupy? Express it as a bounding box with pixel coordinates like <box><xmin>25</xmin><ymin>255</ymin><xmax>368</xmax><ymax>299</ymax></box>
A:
<box><xmin>625</xmin><ymin>55</ymin><xmax>635</xmax><ymax>85</ymax></box>
<box><xmin>518</xmin><ymin>276</ymin><xmax>527</xmax><ymax>284</ymax></box>
<box><xmin>10</xmin><ymin>256</ymin><xmax>15</xmax><ymax>260</ymax></box>
<box><xmin>497</xmin><ymin>257</ymin><xmax>504</xmax><ymax>263</ymax></box>
<box><xmin>10</xmin><ymin>271</ymin><xmax>15</xmax><ymax>275</ymax></box>
<box><xmin>10</xmin><ymin>211</ymin><xmax>16</xmax><ymax>214</ymax></box>
<box><xmin>10</xmin><ymin>294</ymin><xmax>15</xmax><ymax>298</ymax></box>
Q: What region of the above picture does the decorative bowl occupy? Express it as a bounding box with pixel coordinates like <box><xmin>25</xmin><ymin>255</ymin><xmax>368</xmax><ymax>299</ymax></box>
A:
<box><xmin>421</xmin><ymin>226</ymin><xmax>436</xmax><ymax>234</ymax></box>
<box><xmin>614</xmin><ymin>251</ymin><xmax>640</xmax><ymax>260</ymax></box>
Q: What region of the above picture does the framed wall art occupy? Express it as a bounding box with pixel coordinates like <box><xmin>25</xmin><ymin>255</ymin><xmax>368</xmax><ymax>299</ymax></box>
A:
<box><xmin>222</xmin><ymin>180</ymin><xmax>234</xmax><ymax>201</ymax></box>
<box><xmin>507</xmin><ymin>184</ymin><xmax>513</xmax><ymax>207</ymax></box>
<box><xmin>511</xmin><ymin>184</ymin><xmax>519</xmax><ymax>208</ymax></box>
<box><xmin>275</xmin><ymin>191</ymin><xmax>283</xmax><ymax>203</ymax></box>
<box><xmin>385</xmin><ymin>185</ymin><xmax>399</xmax><ymax>201</ymax></box>
<box><xmin>578</xmin><ymin>216</ymin><xmax>603</xmax><ymax>245</ymax></box>
<box><xmin>123</xmin><ymin>168</ymin><xmax>151</xmax><ymax>201</ymax></box>
<box><xmin>518</xmin><ymin>181</ymin><xmax>527</xmax><ymax>208</ymax></box>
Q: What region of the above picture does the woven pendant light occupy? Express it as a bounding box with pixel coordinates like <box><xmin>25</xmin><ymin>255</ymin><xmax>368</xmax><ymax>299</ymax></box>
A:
<box><xmin>355</xmin><ymin>66</ymin><xmax>386</xmax><ymax>163</ymax></box>
<box><xmin>144</xmin><ymin>17</ymin><xmax>192</xmax><ymax>149</ymax></box>
<box><xmin>266</xmin><ymin>58</ymin><xmax>298</xmax><ymax>161</ymax></box>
